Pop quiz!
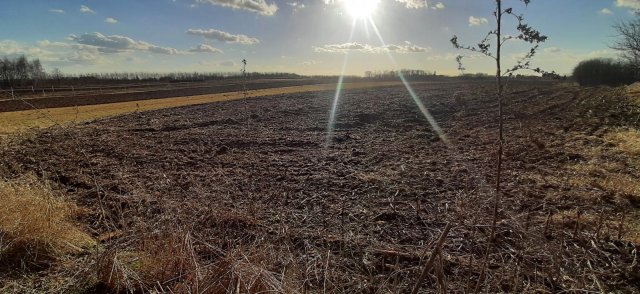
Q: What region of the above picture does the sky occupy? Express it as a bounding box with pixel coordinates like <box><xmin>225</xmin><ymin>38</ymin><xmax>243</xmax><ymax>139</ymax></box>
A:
<box><xmin>0</xmin><ymin>0</ymin><xmax>638</xmax><ymax>76</ymax></box>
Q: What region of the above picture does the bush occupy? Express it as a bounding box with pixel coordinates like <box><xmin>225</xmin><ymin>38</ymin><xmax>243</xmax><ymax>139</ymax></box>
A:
<box><xmin>572</xmin><ymin>58</ymin><xmax>637</xmax><ymax>86</ymax></box>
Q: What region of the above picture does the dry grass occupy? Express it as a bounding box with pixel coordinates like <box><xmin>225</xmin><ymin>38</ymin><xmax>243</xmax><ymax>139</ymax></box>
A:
<box><xmin>0</xmin><ymin>81</ymin><xmax>404</xmax><ymax>135</ymax></box>
<box><xmin>605</xmin><ymin>128</ymin><xmax>640</xmax><ymax>156</ymax></box>
<box><xmin>97</xmin><ymin>232</ymin><xmax>295</xmax><ymax>293</ymax></box>
<box><xmin>626</xmin><ymin>82</ymin><xmax>640</xmax><ymax>106</ymax></box>
<box><xmin>0</xmin><ymin>174</ymin><xmax>94</xmax><ymax>268</ymax></box>
<box><xmin>562</xmin><ymin>127</ymin><xmax>640</xmax><ymax>243</ymax></box>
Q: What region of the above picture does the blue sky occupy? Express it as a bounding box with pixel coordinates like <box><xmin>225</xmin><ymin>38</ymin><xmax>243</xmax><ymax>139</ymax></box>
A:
<box><xmin>0</xmin><ymin>0</ymin><xmax>637</xmax><ymax>76</ymax></box>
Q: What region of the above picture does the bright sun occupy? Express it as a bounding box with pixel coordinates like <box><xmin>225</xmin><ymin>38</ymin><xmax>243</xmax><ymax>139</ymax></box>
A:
<box><xmin>344</xmin><ymin>0</ymin><xmax>380</xmax><ymax>19</ymax></box>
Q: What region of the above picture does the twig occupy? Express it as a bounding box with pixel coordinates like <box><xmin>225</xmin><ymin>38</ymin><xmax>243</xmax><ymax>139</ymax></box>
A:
<box><xmin>410</xmin><ymin>222</ymin><xmax>453</xmax><ymax>294</ymax></box>
<box><xmin>587</xmin><ymin>260</ymin><xmax>606</xmax><ymax>294</ymax></box>
<box><xmin>617</xmin><ymin>212</ymin><xmax>626</xmax><ymax>240</ymax></box>
<box><xmin>323</xmin><ymin>250</ymin><xmax>330</xmax><ymax>294</ymax></box>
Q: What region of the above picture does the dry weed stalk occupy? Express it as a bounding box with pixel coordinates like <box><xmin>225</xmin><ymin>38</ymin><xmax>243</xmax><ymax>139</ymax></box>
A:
<box><xmin>410</xmin><ymin>222</ymin><xmax>453</xmax><ymax>294</ymax></box>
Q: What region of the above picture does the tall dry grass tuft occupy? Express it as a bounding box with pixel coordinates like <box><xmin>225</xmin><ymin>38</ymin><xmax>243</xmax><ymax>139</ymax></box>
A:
<box><xmin>0</xmin><ymin>174</ymin><xmax>94</xmax><ymax>269</ymax></box>
<box><xmin>97</xmin><ymin>232</ymin><xmax>293</xmax><ymax>293</ymax></box>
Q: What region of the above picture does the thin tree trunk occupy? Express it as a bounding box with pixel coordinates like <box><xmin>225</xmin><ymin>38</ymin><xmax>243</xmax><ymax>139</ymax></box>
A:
<box><xmin>490</xmin><ymin>0</ymin><xmax>503</xmax><ymax>243</ymax></box>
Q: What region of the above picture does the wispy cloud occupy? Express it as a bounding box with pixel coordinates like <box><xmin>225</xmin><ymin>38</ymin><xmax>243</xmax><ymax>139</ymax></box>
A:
<box><xmin>395</xmin><ymin>0</ymin><xmax>427</xmax><ymax>9</ymax></box>
<box><xmin>80</xmin><ymin>5</ymin><xmax>96</xmax><ymax>14</ymax></box>
<box><xmin>300</xmin><ymin>60</ymin><xmax>321</xmax><ymax>66</ymax></box>
<box><xmin>195</xmin><ymin>0</ymin><xmax>278</xmax><ymax>16</ymax></box>
<box><xmin>0</xmin><ymin>40</ymin><xmax>102</xmax><ymax>66</ymax></box>
<box><xmin>431</xmin><ymin>2</ymin><xmax>445</xmax><ymax>10</ymax></box>
<box><xmin>616</xmin><ymin>0</ymin><xmax>640</xmax><ymax>10</ymax></box>
<box><xmin>50</xmin><ymin>9</ymin><xmax>65</xmax><ymax>14</ymax></box>
<box><xmin>544</xmin><ymin>47</ymin><xmax>561</xmax><ymax>53</ymax></box>
<box><xmin>314</xmin><ymin>42</ymin><xmax>430</xmax><ymax>54</ymax></box>
<box><xmin>218</xmin><ymin>60</ymin><xmax>236</xmax><ymax>67</ymax></box>
<box><xmin>468</xmin><ymin>16</ymin><xmax>488</xmax><ymax>26</ymax></box>
<box><xmin>105</xmin><ymin>17</ymin><xmax>118</xmax><ymax>24</ymax></box>
<box><xmin>68</xmin><ymin>32</ymin><xmax>183</xmax><ymax>55</ymax></box>
<box><xmin>287</xmin><ymin>2</ymin><xmax>305</xmax><ymax>11</ymax></box>
<box><xmin>200</xmin><ymin>60</ymin><xmax>236</xmax><ymax>67</ymax></box>
<box><xmin>189</xmin><ymin>44</ymin><xmax>224</xmax><ymax>53</ymax></box>
<box><xmin>186</xmin><ymin>28</ymin><xmax>259</xmax><ymax>45</ymax></box>
<box><xmin>599</xmin><ymin>8</ymin><xmax>613</xmax><ymax>15</ymax></box>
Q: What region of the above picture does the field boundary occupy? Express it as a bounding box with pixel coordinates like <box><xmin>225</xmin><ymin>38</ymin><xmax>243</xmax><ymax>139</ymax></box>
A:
<box><xmin>0</xmin><ymin>81</ymin><xmax>411</xmax><ymax>135</ymax></box>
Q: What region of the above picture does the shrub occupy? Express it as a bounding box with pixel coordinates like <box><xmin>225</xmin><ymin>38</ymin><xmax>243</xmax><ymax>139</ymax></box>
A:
<box><xmin>572</xmin><ymin>58</ymin><xmax>637</xmax><ymax>86</ymax></box>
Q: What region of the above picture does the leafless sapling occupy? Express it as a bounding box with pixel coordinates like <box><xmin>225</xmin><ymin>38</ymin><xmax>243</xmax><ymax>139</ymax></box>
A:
<box><xmin>450</xmin><ymin>0</ymin><xmax>548</xmax><ymax>242</ymax></box>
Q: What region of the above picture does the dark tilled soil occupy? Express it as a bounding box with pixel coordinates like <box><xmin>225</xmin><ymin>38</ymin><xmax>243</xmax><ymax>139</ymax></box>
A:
<box><xmin>0</xmin><ymin>79</ymin><xmax>328</xmax><ymax>112</ymax></box>
<box><xmin>1</xmin><ymin>81</ymin><xmax>639</xmax><ymax>292</ymax></box>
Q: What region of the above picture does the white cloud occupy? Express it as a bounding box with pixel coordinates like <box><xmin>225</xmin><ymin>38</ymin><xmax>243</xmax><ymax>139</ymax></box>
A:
<box><xmin>189</xmin><ymin>44</ymin><xmax>224</xmax><ymax>53</ymax></box>
<box><xmin>195</xmin><ymin>0</ymin><xmax>278</xmax><ymax>15</ymax></box>
<box><xmin>616</xmin><ymin>0</ymin><xmax>640</xmax><ymax>10</ymax></box>
<box><xmin>219</xmin><ymin>60</ymin><xmax>236</xmax><ymax>67</ymax></box>
<box><xmin>314</xmin><ymin>42</ymin><xmax>372</xmax><ymax>53</ymax></box>
<box><xmin>80</xmin><ymin>5</ymin><xmax>96</xmax><ymax>14</ymax></box>
<box><xmin>599</xmin><ymin>8</ymin><xmax>613</xmax><ymax>15</ymax></box>
<box><xmin>105</xmin><ymin>17</ymin><xmax>118</xmax><ymax>24</ymax></box>
<box><xmin>395</xmin><ymin>0</ymin><xmax>426</xmax><ymax>9</ymax></box>
<box><xmin>469</xmin><ymin>16</ymin><xmax>489</xmax><ymax>26</ymax></box>
<box><xmin>387</xmin><ymin>41</ymin><xmax>431</xmax><ymax>53</ymax></box>
<box><xmin>300</xmin><ymin>60</ymin><xmax>320</xmax><ymax>66</ymax></box>
<box><xmin>0</xmin><ymin>40</ymin><xmax>102</xmax><ymax>66</ymax></box>
<box><xmin>586</xmin><ymin>49</ymin><xmax>616</xmax><ymax>58</ymax></box>
<box><xmin>0</xmin><ymin>40</ymin><xmax>44</xmax><ymax>57</ymax></box>
<box><xmin>432</xmin><ymin>2</ymin><xmax>445</xmax><ymax>9</ymax></box>
<box><xmin>287</xmin><ymin>2</ymin><xmax>305</xmax><ymax>10</ymax></box>
<box><xmin>201</xmin><ymin>60</ymin><xmax>236</xmax><ymax>67</ymax></box>
<box><xmin>186</xmin><ymin>28</ymin><xmax>259</xmax><ymax>45</ymax></box>
<box><xmin>314</xmin><ymin>42</ymin><xmax>430</xmax><ymax>54</ymax></box>
<box><xmin>68</xmin><ymin>32</ymin><xmax>183</xmax><ymax>55</ymax></box>
<box><xmin>544</xmin><ymin>47</ymin><xmax>561</xmax><ymax>53</ymax></box>
<box><xmin>50</xmin><ymin>9</ymin><xmax>65</xmax><ymax>14</ymax></box>
<box><xmin>426</xmin><ymin>52</ymin><xmax>458</xmax><ymax>61</ymax></box>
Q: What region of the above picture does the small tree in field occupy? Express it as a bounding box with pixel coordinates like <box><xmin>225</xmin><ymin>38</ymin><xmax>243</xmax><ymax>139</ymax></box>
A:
<box><xmin>450</xmin><ymin>0</ymin><xmax>547</xmax><ymax>241</ymax></box>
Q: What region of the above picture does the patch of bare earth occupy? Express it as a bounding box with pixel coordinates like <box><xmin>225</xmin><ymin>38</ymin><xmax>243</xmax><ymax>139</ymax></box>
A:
<box><xmin>1</xmin><ymin>81</ymin><xmax>638</xmax><ymax>292</ymax></box>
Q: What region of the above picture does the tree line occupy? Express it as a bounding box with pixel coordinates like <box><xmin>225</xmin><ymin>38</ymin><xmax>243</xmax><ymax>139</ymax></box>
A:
<box><xmin>574</xmin><ymin>16</ymin><xmax>640</xmax><ymax>86</ymax></box>
<box><xmin>364</xmin><ymin>69</ymin><xmax>439</xmax><ymax>80</ymax></box>
<box><xmin>0</xmin><ymin>55</ymin><xmax>46</xmax><ymax>88</ymax></box>
<box><xmin>49</xmin><ymin>71</ymin><xmax>302</xmax><ymax>87</ymax></box>
<box><xmin>0</xmin><ymin>55</ymin><xmax>304</xmax><ymax>89</ymax></box>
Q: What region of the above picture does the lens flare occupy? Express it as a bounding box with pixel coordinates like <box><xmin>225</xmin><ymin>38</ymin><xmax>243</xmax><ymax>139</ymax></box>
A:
<box><xmin>367</xmin><ymin>18</ymin><xmax>451</xmax><ymax>146</ymax></box>
<box><xmin>344</xmin><ymin>0</ymin><xmax>380</xmax><ymax>19</ymax></box>
<box><xmin>326</xmin><ymin>18</ymin><xmax>358</xmax><ymax>147</ymax></box>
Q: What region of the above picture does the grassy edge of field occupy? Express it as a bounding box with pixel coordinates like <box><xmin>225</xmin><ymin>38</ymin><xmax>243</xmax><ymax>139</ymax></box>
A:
<box><xmin>0</xmin><ymin>81</ymin><xmax>405</xmax><ymax>135</ymax></box>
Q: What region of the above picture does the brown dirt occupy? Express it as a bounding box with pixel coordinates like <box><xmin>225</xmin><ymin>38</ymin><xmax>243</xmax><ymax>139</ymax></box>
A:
<box><xmin>1</xmin><ymin>80</ymin><xmax>639</xmax><ymax>292</ymax></box>
<box><xmin>0</xmin><ymin>79</ymin><xmax>328</xmax><ymax>112</ymax></box>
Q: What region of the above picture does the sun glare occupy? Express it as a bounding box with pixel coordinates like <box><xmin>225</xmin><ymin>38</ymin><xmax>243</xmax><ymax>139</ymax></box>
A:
<box><xmin>344</xmin><ymin>0</ymin><xmax>380</xmax><ymax>19</ymax></box>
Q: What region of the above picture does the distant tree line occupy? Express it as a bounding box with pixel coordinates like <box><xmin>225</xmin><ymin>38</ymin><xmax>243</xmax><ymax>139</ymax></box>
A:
<box><xmin>0</xmin><ymin>55</ymin><xmax>304</xmax><ymax>88</ymax></box>
<box><xmin>572</xmin><ymin>17</ymin><xmax>640</xmax><ymax>86</ymax></box>
<box><xmin>573</xmin><ymin>58</ymin><xmax>636</xmax><ymax>86</ymax></box>
<box><xmin>50</xmin><ymin>71</ymin><xmax>302</xmax><ymax>87</ymax></box>
<box><xmin>363</xmin><ymin>69</ymin><xmax>440</xmax><ymax>80</ymax></box>
<box><xmin>0</xmin><ymin>55</ymin><xmax>46</xmax><ymax>87</ymax></box>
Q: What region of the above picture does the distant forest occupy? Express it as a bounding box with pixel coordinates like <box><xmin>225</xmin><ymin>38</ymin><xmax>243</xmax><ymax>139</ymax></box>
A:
<box><xmin>0</xmin><ymin>55</ymin><xmax>304</xmax><ymax>88</ymax></box>
<box><xmin>1</xmin><ymin>55</ymin><xmax>557</xmax><ymax>89</ymax></box>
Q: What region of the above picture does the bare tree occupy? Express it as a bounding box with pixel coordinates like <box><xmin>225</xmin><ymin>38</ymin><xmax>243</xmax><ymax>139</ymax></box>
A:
<box><xmin>15</xmin><ymin>55</ymin><xmax>29</xmax><ymax>86</ymax></box>
<box><xmin>611</xmin><ymin>18</ymin><xmax>640</xmax><ymax>69</ymax></box>
<box><xmin>29</xmin><ymin>59</ymin><xmax>45</xmax><ymax>86</ymax></box>
<box><xmin>451</xmin><ymin>0</ymin><xmax>547</xmax><ymax>242</ymax></box>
